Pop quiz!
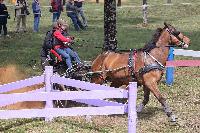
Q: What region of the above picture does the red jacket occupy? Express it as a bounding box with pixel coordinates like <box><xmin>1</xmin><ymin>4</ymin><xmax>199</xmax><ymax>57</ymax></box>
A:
<box><xmin>51</xmin><ymin>0</ymin><xmax>63</xmax><ymax>12</ymax></box>
<box><xmin>53</xmin><ymin>30</ymin><xmax>72</xmax><ymax>49</ymax></box>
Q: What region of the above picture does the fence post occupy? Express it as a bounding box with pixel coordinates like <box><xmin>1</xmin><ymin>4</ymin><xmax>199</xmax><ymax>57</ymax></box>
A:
<box><xmin>142</xmin><ymin>0</ymin><xmax>148</xmax><ymax>25</ymax></box>
<box><xmin>166</xmin><ymin>47</ymin><xmax>174</xmax><ymax>86</ymax></box>
<box><xmin>128</xmin><ymin>82</ymin><xmax>137</xmax><ymax>133</ymax></box>
<box><xmin>44</xmin><ymin>66</ymin><xmax>53</xmax><ymax>121</ymax></box>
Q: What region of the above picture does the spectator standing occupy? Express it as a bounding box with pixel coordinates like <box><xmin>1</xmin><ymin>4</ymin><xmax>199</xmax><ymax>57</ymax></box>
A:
<box><xmin>0</xmin><ymin>0</ymin><xmax>10</xmax><ymax>37</ymax></box>
<box><xmin>51</xmin><ymin>0</ymin><xmax>63</xmax><ymax>22</ymax></box>
<box><xmin>32</xmin><ymin>0</ymin><xmax>41</xmax><ymax>32</ymax></box>
<box><xmin>66</xmin><ymin>0</ymin><xmax>84</xmax><ymax>31</ymax></box>
<box><xmin>74</xmin><ymin>0</ymin><xmax>87</xmax><ymax>27</ymax></box>
<box><xmin>15</xmin><ymin>0</ymin><xmax>30</xmax><ymax>33</ymax></box>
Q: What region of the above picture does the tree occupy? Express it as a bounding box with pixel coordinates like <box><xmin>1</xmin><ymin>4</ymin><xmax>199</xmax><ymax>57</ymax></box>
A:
<box><xmin>103</xmin><ymin>0</ymin><xmax>117</xmax><ymax>51</ymax></box>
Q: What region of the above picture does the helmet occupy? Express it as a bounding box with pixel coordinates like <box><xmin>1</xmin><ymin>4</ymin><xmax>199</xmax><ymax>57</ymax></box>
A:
<box><xmin>56</xmin><ymin>19</ymin><xmax>69</xmax><ymax>31</ymax></box>
<box><xmin>57</xmin><ymin>19</ymin><xmax>68</xmax><ymax>27</ymax></box>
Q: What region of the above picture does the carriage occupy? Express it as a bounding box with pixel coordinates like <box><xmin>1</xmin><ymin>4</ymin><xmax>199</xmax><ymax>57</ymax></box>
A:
<box><xmin>40</xmin><ymin>45</ymin><xmax>92</xmax><ymax>107</ymax></box>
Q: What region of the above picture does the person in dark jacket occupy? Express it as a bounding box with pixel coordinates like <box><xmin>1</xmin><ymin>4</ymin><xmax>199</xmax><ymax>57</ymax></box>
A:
<box><xmin>0</xmin><ymin>0</ymin><xmax>10</xmax><ymax>37</ymax></box>
<box><xmin>51</xmin><ymin>0</ymin><xmax>63</xmax><ymax>22</ymax></box>
<box><xmin>66</xmin><ymin>0</ymin><xmax>84</xmax><ymax>31</ymax></box>
<box><xmin>74</xmin><ymin>0</ymin><xmax>87</xmax><ymax>27</ymax></box>
<box><xmin>53</xmin><ymin>19</ymin><xmax>82</xmax><ymax>71</ymax></box>
<box><xmin>32</xmin><ymin>0</ymin><xmax>41</xmax><ymax>32</ymax></box>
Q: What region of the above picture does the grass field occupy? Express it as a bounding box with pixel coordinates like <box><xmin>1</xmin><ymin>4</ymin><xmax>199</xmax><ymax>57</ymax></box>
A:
<box><xmin>0</xmin><ymin>0</ymin><xmax>200</xmax><ymax>132</ymax></box>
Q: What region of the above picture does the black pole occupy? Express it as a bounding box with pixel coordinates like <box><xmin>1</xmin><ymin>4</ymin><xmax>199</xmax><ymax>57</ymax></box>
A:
<box><xmin>104</xmin><ymin>0</ymin><xmax>117</xmax><ymax>51</ymax></box>
<box><xmin>63</xmin><ymin>0</ymin><xmax>66</xmax><ymax>5</ymax></box>
<box><xmin>167</xmin><ymin>0</ymin><xmax>171</xmax><ymax>3</ymax></box>
<box><xmin>117</xmin><ymin>0</ymin><xmax>121</xmax><ymax>7</ymax></box>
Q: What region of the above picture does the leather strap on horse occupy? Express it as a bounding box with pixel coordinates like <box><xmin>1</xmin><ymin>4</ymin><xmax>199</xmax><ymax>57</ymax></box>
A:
<box><xmin>139</xmin><ymin>63</ymin><xmax>165</xmax><ymax>76</ymax></box>
<box><xmin>128</xmin><ymin>49</ymin><xmax>137</xmax><ymax>80</ymax></box>
<box><xmin>138</xmin><ymin>52</ymin><xmax>165</xmax><ymax>76</ymax></box>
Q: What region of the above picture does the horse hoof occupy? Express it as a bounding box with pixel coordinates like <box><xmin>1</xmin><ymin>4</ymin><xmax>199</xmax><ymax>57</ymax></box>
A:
<box><xmin>136</xmin><ymin>103</ymin><xmax>144</xmax><ymax>113</ymax></box>
<box><xmin>169</xmin><ymin>114</ymin><xmax>177</xmax><ymax>123</ymax></box>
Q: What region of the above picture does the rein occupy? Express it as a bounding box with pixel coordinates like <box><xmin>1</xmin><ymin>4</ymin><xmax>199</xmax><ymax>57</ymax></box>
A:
<box><xmin>87</xmin><ymin>65</ymin><xmax>129</xmax><ymax>75</ymax></box>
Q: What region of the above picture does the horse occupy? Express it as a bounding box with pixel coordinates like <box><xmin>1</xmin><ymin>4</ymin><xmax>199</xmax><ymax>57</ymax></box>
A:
<box><xmin>90</xmin><ymin>22</ymin><xmax>191</xmax><ymax>122</ymax></box>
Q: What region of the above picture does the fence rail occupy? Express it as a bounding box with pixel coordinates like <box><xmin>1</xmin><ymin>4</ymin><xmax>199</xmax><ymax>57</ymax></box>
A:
<box><xmin>0</xmin><ymin>75</ymin><xmax>44</xmax><ymax>93</ymax></box>
<box><xmin>174</xmin><ymin>49</ymin><xmax>200</xmax><ymax>57</ymax></box>
<box><xmin>0</xmin><ymin>90</ymin><xmax>127</xmax><ymax>102</ymax></box>
<box><xmin>166</xmin><ymin>48</ymin><xmax>200</xmax><ymax>85</ymax></box>
<box><xmin>0</xmin><ymin>106</ymin><xmax>125</xmax><ymax>119</ymax></box>
<box><xmin>166</xmin><ymin>60</ymin><xmax>200</xmax><ymax>67</ymax></box>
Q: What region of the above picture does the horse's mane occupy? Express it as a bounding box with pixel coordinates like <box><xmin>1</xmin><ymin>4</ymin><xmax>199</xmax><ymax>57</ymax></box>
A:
<box><xmin>140</xmin><ymin>27</ymin><xmax>164</xmax><ymax>52</ymax></box>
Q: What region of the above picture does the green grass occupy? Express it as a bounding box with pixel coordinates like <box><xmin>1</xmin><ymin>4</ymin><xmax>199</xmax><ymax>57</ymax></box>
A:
<box><xmin>0</xmin><ymin>0</ymin><xmax>200</xmax><ymax>132</ymax></box>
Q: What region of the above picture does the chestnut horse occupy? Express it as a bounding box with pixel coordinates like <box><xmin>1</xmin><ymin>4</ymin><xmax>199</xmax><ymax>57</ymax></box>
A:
<box><xmin>91</xmin><ymin>23</ymin><xmax>190</xmax><ymax>122</ymax></box>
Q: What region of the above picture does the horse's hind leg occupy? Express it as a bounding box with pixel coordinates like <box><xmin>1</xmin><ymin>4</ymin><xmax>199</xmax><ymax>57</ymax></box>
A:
<box><xmin>137</xmin><ymin>86</ymin><xmax>150</xmax><ymax>113</ymax></box>
<box><xmin>144</xmin><ymin>80</ymin><xmax>176</xmax><ymax>122</ymax></box>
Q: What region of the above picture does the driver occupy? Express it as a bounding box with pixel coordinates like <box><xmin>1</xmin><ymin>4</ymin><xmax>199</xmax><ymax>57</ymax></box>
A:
<box><xmin>53</xmin><ymin>19</ymin><xmax>82</xmax><ymax>72</ymax></box>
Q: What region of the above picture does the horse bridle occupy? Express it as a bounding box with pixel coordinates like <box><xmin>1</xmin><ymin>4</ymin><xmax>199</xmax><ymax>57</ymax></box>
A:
<box><xmin>166</xmin><ymin>28</ymin><xmax>188</xmax><ymax>48</ymax></box>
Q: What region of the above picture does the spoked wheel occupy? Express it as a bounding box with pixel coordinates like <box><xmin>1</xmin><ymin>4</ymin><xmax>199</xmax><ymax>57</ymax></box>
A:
<box><xmin>52</xmin><ymin>83</ymin><xmax>69</xmax><ymax>108</ymax></box>
<box><xmin>52</xmin><ymin>63</ymin><xmax>91</xmax><ymax>108</ymax></box>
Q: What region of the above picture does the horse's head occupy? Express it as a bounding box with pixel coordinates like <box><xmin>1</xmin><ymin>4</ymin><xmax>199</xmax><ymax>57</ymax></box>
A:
<box><xmin>164</xmin><ymin>22</ymin><xmax>190</xmax><ymax>48</ymax></box>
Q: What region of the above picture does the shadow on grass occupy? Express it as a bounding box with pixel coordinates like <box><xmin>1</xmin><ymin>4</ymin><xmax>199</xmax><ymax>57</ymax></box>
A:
<box><xmin>109</xmin><ymin>106</ymin><xmax>162</xmax><ymax>120</ymax></box>
<box><xmin>55</xmin><ymin>118</ymin><xmax>111</xmax><ymax>132</ymax></box>
<box><xmin>137</xmin><ymin>106</ymin><xmax>162</xmax><ymax>120</ymax></box>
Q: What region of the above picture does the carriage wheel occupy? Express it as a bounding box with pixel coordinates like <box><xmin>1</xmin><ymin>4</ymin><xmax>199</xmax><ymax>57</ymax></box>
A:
<box><xmin>52</xmin><ymin>83</ymin><xmax>69</xmax><ymax>108</ymax></box>
<box><xmin>52</xmin><ymin>62</ymin><xmax>92</xmax><ymax>108</ymax></box>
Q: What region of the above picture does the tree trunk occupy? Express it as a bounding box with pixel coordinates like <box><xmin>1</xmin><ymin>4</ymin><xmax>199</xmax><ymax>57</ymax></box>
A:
<box><xmin>96</xmin><ymin>0</ymin><xmax>99</xmax><ymax>3</ymax></box>
<box><xmin>104</xmin><ymin>0</ymin><xmax>117</xmax><ymax>51</ymax></box>
<box><xmin>167</xmin><ymin>0</ymin><xmax>171</xmax><ymax>3</ymax></box>
<box><xmin>117</xmin><ymin>0</ymin><xmax>121</xmax><ymax>7</ymax></box>
<box><xmin>142</xmin><ymin>0</ymin><xmax>148</xmax><ymax>25</ymax></box>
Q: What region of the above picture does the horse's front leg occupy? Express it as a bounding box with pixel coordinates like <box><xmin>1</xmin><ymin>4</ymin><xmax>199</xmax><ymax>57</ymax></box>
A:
<box><xmin>144</xmin><ymin>79</ymin><xmax>176</xmax><ymax>122</ymax></box>
<box><xmin>137</xmin><ymin>86</ymin><xmax>150</xmax><ymax>113</ymax></box>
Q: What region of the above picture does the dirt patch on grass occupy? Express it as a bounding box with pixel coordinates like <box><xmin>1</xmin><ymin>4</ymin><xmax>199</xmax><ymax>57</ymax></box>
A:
<box><xmin>0</xmin><ymin>65</ymin><xmax>45</xmax><ymax>110</ymax></box>
<box><xmin>0</xmin><ymin>65</ymin><xmax>24</xmax><ymax>84</ymax></box>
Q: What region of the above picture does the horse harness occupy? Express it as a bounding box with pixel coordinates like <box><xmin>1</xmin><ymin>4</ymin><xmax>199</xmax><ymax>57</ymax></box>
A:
<box><xmin>90</xmin><ymin>49</ymin><xmax>165</xmax><ymax>82</ymax></box>
<box><xmin>127</xmin><ymin>28</ymin><xmax>186</xmax><ymax>78</ymax></box>
<box><xmin>128</xmin><ymin>49</ymin><xmax>137</xmax><ymax>79</ymax></box>
<box><xmin>128</xmin><ymin>49</ymin><xmax>165</xmax><ymax>79</ymax></box>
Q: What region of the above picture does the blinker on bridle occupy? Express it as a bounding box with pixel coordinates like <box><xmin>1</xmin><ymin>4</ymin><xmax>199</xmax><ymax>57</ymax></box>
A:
<box><xmin>166</xmin><ymin>28</ymin><xmax>187</xmax><ymax>47</ymax></box>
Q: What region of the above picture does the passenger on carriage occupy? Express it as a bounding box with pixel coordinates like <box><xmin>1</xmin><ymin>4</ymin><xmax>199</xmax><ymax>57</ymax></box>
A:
<box><xmin>52</xmin><ymin>19</ymin><xmax>83</xmax><ymax>72</ymax></box>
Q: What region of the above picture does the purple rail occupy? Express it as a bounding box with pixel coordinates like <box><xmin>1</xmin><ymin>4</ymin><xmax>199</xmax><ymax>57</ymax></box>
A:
<box><xmin>0</xmin><ymin>90</ymin><xmax>128</xmax><ymax>102</ymax></box>
<box><xmin>0</xmin><ymin>87</ymin><xmax>45</xmax><ymax>107</ymax></box>
<box><xmin>0</xmin><ymin>75</ymin><xmax>44</xmax><ymax>93</ymax></box>
<box><xmin>51</xmin><ymin>75</ymin><xmax>127</xmax><ymax>92</ymax></box>
<box><xmin>74</xmin><ymin>99</ymin><xmax>125</xmax><ymax>106</ymax></box>
<box><xmin>0</xmin><ymin>106</ymin><xmax>125</xmax><ymax>119</ymax></box>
